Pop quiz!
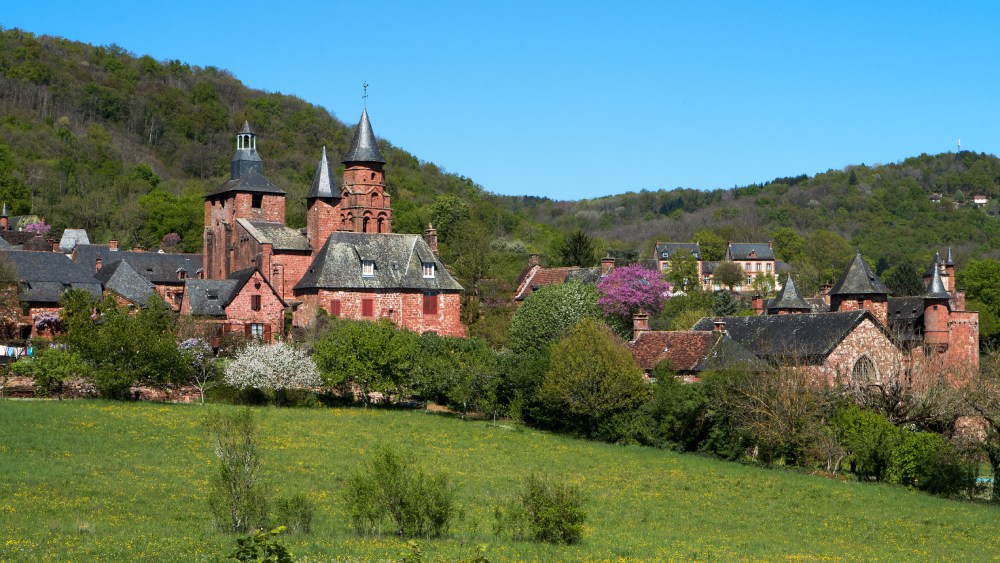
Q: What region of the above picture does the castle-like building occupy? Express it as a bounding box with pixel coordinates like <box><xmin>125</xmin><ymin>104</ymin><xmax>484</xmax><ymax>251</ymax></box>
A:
<box><xmin>197</xmin><ymin>111</ymin><xmax>466</xmax><ymax>338</ymax></box>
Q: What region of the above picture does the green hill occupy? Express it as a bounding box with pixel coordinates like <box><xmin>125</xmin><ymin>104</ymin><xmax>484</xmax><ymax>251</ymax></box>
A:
<box><xmin>1</xmin><ymin>400</ymin><xmax>997</xmax><ymax>560</ymax></box>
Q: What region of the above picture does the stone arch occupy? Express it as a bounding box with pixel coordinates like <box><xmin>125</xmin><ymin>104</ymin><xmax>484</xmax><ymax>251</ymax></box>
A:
<box><xmin>851</xmin><ymin>354</ymin><xmax>878</xmax><ymax>384</ymax></box>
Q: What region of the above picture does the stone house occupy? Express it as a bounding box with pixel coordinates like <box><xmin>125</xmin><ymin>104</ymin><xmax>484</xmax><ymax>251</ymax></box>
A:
<box><xmin>654</xmin><ymin>240</ymin><xmax>788</xmax><ymax>292</ymax></box>
<box><xmin>180</xmin><ymin>268</ymin><xmax>286</xmax><ymax>344</ymax></box>
<box><xmin>1</xmin><ymin>250</ymin><xmax>102</xmax><ymax>338</ymax></box>
<box><xmin>513</xmin><ymin>255</ymin><xmax>614</xmax><ymax>302</ymax></box>
<box><xmin>73</xmin><ymin>243</ymin><xmax>203</xmax><ymax>311</ymax></box>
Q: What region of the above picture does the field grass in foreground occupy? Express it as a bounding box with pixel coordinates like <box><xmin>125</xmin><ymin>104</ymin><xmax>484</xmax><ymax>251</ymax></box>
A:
<box><xmin>0</xmin><ymin>401</ymin><xmax>998</xmax><ymax>561</ymax></box>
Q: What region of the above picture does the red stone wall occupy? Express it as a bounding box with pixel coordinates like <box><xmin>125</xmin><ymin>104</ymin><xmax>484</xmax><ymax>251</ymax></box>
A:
<box><xmin>205</xmin><ymin>192</ymin><xmax>286</xmax><ymax>280</ymax></box>
<box><xmin>295</xmin><ymin>289</ymin><xmax>466</xmax><ymax>337</ymax></box>
<box><xmin>264</xmin><ymin>251</ymin><xmax>312</xmax><ymax>302</ymax></box>
<box><xmin>222</xmin><ymin>270</ymin><xmax>286</xmax><ymax>339</ymax></box>
<box><xmin>804</xmin><ymin>318</ymin><xmax>903</xmax><ymax>386</ymax></box>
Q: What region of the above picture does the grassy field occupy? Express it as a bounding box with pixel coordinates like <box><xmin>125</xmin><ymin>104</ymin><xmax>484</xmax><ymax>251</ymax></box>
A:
<box><xmin>1</xmin><ymin>401</ymin><xmax>998</xmax><ymax>561</ymax></box>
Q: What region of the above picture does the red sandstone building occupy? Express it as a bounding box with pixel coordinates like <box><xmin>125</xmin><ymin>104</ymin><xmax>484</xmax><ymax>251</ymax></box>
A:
<box><xmin>201</xmin><ymin>112</ymin><xmax>465</xmax><ymax>338</ymax></box>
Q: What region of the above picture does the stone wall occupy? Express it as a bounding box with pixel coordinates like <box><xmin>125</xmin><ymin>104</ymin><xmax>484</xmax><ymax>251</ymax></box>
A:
<box><xmin>295</xmin><ymin>289</ymin><xmax>466</xmax><ymax>337</ymax></box>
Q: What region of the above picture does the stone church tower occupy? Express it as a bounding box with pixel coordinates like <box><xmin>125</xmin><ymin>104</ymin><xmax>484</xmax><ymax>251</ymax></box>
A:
<box><xmin>339</xmin><ymin>109</ymin><xmax>392</xmax><ymax>235</ymax></box>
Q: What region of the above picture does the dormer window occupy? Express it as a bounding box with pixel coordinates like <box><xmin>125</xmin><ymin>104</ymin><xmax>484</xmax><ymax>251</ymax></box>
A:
<box><xmin>362</xmin><ymin>260</ymin><xmax>375</xmax><ymax>277</ymax></box>
<box><xmin>422</xmin><ymin>262</ymin><xmax>435</xmax><ymax>278</ymax></box>
<box><xmin>178</xmin><ymin>269</ymin><xmax>187</xmax><ymax>280</ymax></box>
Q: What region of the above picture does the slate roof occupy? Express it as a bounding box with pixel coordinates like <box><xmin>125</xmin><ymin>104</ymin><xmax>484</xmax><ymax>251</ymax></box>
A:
<box><xmin>945</xmin><ymin>247</ymin><xmax>955</xmax><ymax>266</ymax></box>
<box><xmin>2</xmin><ymin>250</ymin><xmax>102</xmax><ymax>303</ymax></box>
<box><xmin>701</xmin><ymin>261</ymin><xmax>719</xmax><ymax>275</ymax></box>
<box><xmin>630</xmin><ymin>330</ymin><xmax>762</xmax><ymax>373</ymax></box>
<box><xmin>307</xmin><ymin>146</ymin><xmax>339</xmax><ymax>200</ymax></box>
<box><xmin>727</xmin><ymin>243</ymin><xmax>775</xmax><ymax>261</ymax></box>
<box><xmin>23</xmin><ymin>235</ymin><xmax>52</xmax><ymax>252</ymax></box>
<box><xmin>0</xmin><ymin>230</ymin><xmax>39</xmax><ymax>247</ymax></box>
<box><xmin>924</xmin><ymin>266</ymin><xmax>950</xmax><ymax>300</ymax></box>
<box><xmin>888</xmin><ymin>296</ymin><xmax>924</xmax><ymax>343</ymax></box>
<box><xmin>923</xmin><ymin>253</ymin><xmax>943</xmax><ymax>277</ymax></box>
<box><xmin>655</xmin><ymin>242</ymin><xmax>702</xmax><ymax>260</ymax></box>
<box><xmin>73</xmin><ymin>245</ymin><xmax>203</xmax><ymax>285</ymax></box>
<box><xmin>342</xmin><ymin>108</ymin><xmax>386</xmax><ymax>164</ymax></box>
<box><xmin>691</xmin><ymin>310</ymin><xmax>884</xmax><ymax>364</ymax></box>
<box><xmin>768</xmin><ymin>276</ymin><xmax>811</xmax><ymax>312</ymax></box>
<box><xmin>565</xmin><ymin>266</ymin><xmax>602</xmax><ymax>284</ymax></box>
<box><xmin>237</xmin><ymin>219</ymin><xmax>309</xmax><ymax>251</ymax></box>
<box><xmin>830</xmin><ymin>252</ymin><xmax>891</xmax><ymax>296</ymax></box>
<box><xmin>239</xmin><ymin>120</ymin><xmax>255</xmax><ymax>134</ymax></box>
<box><xmin>207</xmin><ymin>167</ymin><xmax>285</xmax><ymax>197</ymax></box>
<box><xmin>59</xmin><ymin>229</ymin><xmax>90</xmax><ymax>253</ymax></box>
<box><xmin>185</xmin><ymin>268</ymin><xmax>257</xmax><ymax>316</ymax></box>
<box><xmin>294</xmin><ymin>233</ymin><xmax>463</xmax><ymax>292</ymax></box>
<box><xmin>95</xmin><ymin>260</ymin><xmax>156</xmax><ymax>306</ymax></box>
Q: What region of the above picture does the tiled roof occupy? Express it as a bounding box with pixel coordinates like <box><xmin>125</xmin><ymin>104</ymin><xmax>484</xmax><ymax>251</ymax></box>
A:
<box><xmin>768</xmin><ymin>276</ymin><xmax>811</xmax><ymax>312</ymax></box>
<box><xmin>184</xmin><ymin>268</ymin><xmax>257</xmax><ymax>316</ymax></box>
<box><xmin>342</xmin><ymin>108</ymin><xmax>386</xmax><ymax>164</ymax></box>
<box><xmin>830</xmin><ymin>252</ymin><xmax>890</xmax><ymax>296</ymax></box>
<box><xmin>237</xmin><ymin>219</ymin><xmax>309</xmax><ymax>251</ymax></box>
<box><xmin>294</xmin><ymin>233</ymin><xmax>463</xmax><ymax>292</ymax></box>
<box><xmin>727</xmin><ymin>243</ymin><xmax>775</xmax><ymax>261</ymax></box>
<box><xmin>630</xmin><ymin>330</ymin><xmax>763</xmax><ymax>373</ymax></box>
<box><xmin>59</xmin><ymin>229</ymin><xmax>90</xmax><ymax>253</ymax></box>
<box><xmin>513</xmin><ymin>266</ymin><xmax>574</xmax><ymax>300</ymax></box>
<box><xmin>73</xmin><ymin>245</ymin><xmax>203</xmax><ymax>285</ymax></box>
<box><xmin>701</xmin><ymin>261</ymin><xmax>719</xmax><ymax>274</ymax></box>
<box><xmin>655</xmin><ymin>242</ymin><xmax>702</xmax><ymax>260</ymax></box>
<box><xmin>95</xmin><ymin>260</ymin><xmax>156</xmax><ymax>306</ymax></box>
<box><xmin>2</xmin><ymin>250</ymin><xmax>102</xmax><ymax>303</ymax></box>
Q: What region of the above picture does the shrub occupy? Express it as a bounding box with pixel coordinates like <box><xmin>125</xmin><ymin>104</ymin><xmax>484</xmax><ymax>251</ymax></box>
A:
<box><xmin>889</xmin><ymin>431</ymin><xmax>976</xmax><ymax>497</ymax></box>
<box><xmin>272</xmin><ymin>494</ymin><xmax>315</xmax><ymax>535</ymax></box>
<box><xmin>831</xmin><ymin>405</ymin><xmax>900</xmax><ymax>481</ymax></box>
<box><xmin>641</xmin><ymin>366</ymin><xmax>712</xmax><ymax>451</ymax></box>
<box><xmin>230</xmin><ymin>526</ymin><xmax>292</xmax><ymax>563</ymax></box>
<box><xmin>345</xmin><ymin>447</ymin><xmax>455</xmax><ymax>539</ymax></box>
<box><xmin>494</xmin><ymin>473</ymin><xmax>587</xmax><ymax>545</ymax></box>
<box><xmin>11</xmin><ymin>347</ymin><xmax>88</xmax><ymax>399</ymax></box>
<box><xmin>206</xmin><ymin>408</ymin><xmax>269</xmax><ymax>533</ymax></box>
<box><xmin>509</xmin><ymin>282</ymin><xmax>600</xmax><ymax>353</ymax></box>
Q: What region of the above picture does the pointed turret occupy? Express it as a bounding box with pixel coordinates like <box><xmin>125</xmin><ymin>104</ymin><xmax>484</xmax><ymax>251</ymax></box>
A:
<box><xmin>924</xmin><ymin>265</ymin><xmax>950</xmax><ymax>300</ymax></box>
<box><xmin>830</xmin><ymin>252</ymin><xmax>890</xmax><ymax>325</ymax></box>
<box><xmin>342</xmin><ymin>109</ymin><xmax>386</xmax><ymax>164</ymax></box>
<box><xmin>231</xmin><ymin>121</ymin><xmax>264</xmax><ymax>180</ymax></box>
<box><xmin>1</xmin><ymin>202</ymin><xmax>8</xmax><ymax>231</ymax></box>
<box><xmin>923</xmin><ymin>259</ymin><xmax>952</xmax><ymax>351</ymax></box>
<box><xmin>307</xmin><ymin>147</ymin><xmax>338</xmax><ymax>200</ymax></box>
<box><xmin>945</xmin><ymin>247</ymin><xmax>955</xmax><ymax>266</ymax></box>
<box><xmin>767</xmin><ymin>275</ymin><xmax>812</xmax><ymax>314</ymax></box>
<box><xmin>924</xmin><ymin>252</ymin><xmax>943</xmax><ymax>277</ymax></box>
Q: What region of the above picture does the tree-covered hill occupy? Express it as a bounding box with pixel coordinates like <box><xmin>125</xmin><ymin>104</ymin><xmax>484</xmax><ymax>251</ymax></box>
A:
<box><xmin>0</xmin><ymin>27</ymin><xmax>557</xmax><ymax>256</ymax></box>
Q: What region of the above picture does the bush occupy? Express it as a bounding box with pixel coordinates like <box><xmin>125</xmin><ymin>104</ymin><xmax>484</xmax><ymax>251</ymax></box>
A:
<box><xmin>509</xmin><ymin>282</ymin><xmax>600</xmax><ymax>353</ymax></box>
<box><xmin>641</xmin><ymin>366</ymin><xmax>712</xmax><ymax>451</ymax></box>
<box><xmin>230</xmin><ymin>526</ymin><xmax>292</xmax><ymax>563</ymax></box>
<box><xmin>494</xmin><ymin>474</ymin><xmax>587</xmax><ymax>545</ymax></box>
<box><xmin>889</xmin><ymin>431</ymin><xmax>976</xmax><ymax>497</ymax></box>
<box><xmin>345</xmin><ymin>447</ymin><xmax>455</xmax><ymax>539</ymax></box>
<box><xmin>10</xmin><ymin>347</ymin><xmax>88</xmax><ymax>399</ymax></box>
<box><xmin>831</xmin><ymin>405</ymin><xmax>900</xmax><ymax>481</ymax></box>
<box><xmin>206</xmin><ymin>408</ymin><xmax>269</xmax><ymax>533</ymax></box>
<box><xmin>273</xmin><ymin>494</ymin><xmax>315</xmax><ymax>535</ymax></box>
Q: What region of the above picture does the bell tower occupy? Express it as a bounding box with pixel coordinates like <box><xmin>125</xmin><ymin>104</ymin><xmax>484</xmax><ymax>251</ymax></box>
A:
<box><xmin>340</xmin><ymin>109</ymin><xmax>392</xmax><ymax>234</ymax></box>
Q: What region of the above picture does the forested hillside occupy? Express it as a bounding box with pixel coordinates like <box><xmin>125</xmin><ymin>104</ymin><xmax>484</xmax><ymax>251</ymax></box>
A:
<box><xmin>0</xmin><ymin>28</ymin><xmax>555</xmax><ymax>258</ymax></box>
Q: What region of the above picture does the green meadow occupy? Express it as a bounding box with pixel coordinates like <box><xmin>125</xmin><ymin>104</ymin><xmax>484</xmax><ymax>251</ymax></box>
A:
<box><xmin>1</xmin><ymin>401</ymin><xmax>998</xmax><ymax>561</ymax></box>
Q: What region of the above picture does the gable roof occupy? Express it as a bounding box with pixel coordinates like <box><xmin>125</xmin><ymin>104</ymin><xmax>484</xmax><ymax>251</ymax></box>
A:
<box><xmin>342</xmin><ymin>108</ymin><xmax>386</xmax><ymax>164</ymax></box>
<box><xmin>237</xmin><ymin>219</ymin><xmax>309</xmax><ymax>251</ymax></box>
<box><xmin>630</xmin><ymin>330</ymin><xmax>762</xmax><ymax>373</ymax></box>
<box><xmin>184</xmin><ymin>268</ymin><xmax>268</xmax><ymax>316</ymax></box>
<box><xmin>294</xmin><ymin>233</ymin><xmax>462</xmax><ymax>292</ymax></box>
<box><xmin>59</xmin><ymin>229</ymin><xmax>90</xmax><ymax>253</ymax></box>
<box><xmin>830</xmin><ymin>252</ymin><xmax>891</xmax><ymax>296</ymax></box>
<box><xmin>888</xmin><ymin>296</ymin><xmax>925</xmax><ymax>343</ymax></box>
<box><xmin>727</xmin><ymin>242</ymin><xmax>775</xmax><ymax>261</ymax></box>
<box><xmin>73</xmin><ymin>245</ymin><xmax>203</xmax><ymax>285</ymax></box>
<box><xmin>655</xmin><ymin>242</ymin><xmax>702</xmax><ymax>261</ymax></box>
<box><xmin>95</xmin><ymin>260</ymin><xmax>156</xmax><ymax>306</ymax></box>
<box><xmin>514</xmin><ymin>266</ymin><xmax>575</xmax><ymax>300</ymax></box>
<box><xmin>2</xmin><ymin>250</ymin><xmax>102</xmax><ymax>303</ymax></box>
<box><xmin>768</xmin><ymin>276</ymin><xmax>811</xmax><ymax>312</ymax></box>
<box><xmin>690</xmin><ymin>310</ymin><xmax>888</xmax><ymax>363</ymax></box>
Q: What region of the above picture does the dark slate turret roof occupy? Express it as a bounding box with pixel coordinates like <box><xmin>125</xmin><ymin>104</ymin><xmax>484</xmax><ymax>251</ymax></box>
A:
<box><xmin>691</xmin><ymin>310</ymin><xmax>886</xmax><ymax>363</ymax></box>
<box><xmin>185</xmin><ymin>268</ymin><xmax>258</xmax><ymax>317</ymax></box>
<box><xmin>924</xmin><ymin>265</ymin><xmax>950</xmax><ymax>300</ymax></box>
<box><xmin>768</xmin><ymin>276</ymin><xmax>811</xmax><ymax>311</ymax></box>
<box><xmin>2</xmin><ymin>250</ymin><xmax>102</xmax><ymax>303</ymax></box>
<box><xmin>923</xmin><ymin>252</ymin><xmax>943</xmax><ymax>277</ymax></box>
<box><xmin>655</xmin><ymin>242</ymin><xmax>702</xmax><ymax>260</ymax></box>
<box><xmin>239</xmin><ymin>120</ymin><xmax>254</xmax><ymax>134</ymax></box>
<box><xmin>294</xmin><ymin>232</ymin><xmax>463</xmax><ymax>292</ymax></box>
<box><xmin>342</xmin><ymin>109</ymin><xmax>386</xmax><ymax>164</ymax></box>
<box><xmin>830</xmin><ymin>252</ymin><xmax>890</xmax><ymax>296</ymax></box>
<box><xmin>726</xmin><ymin>243</ymin><xmax>775</xmax><ymax>261</ymax></box>
<box><xmin>945</xmin><ymin>247</ymin><xmax>955</xmax><ymax>266</ymax></box>
<box><xmin>95</xmin><ymin>260</ymin><xmax>156</xmax><ymax>306</ymax></box>
<box><xmin>307</xmin><ymin>146</ymin><xmax>338</xmax><ymax>200</ymax></box>
<box><xmin>206</xmin><ymin>122</ymin><xmax>285</xmax><ymax>197</ymax></box>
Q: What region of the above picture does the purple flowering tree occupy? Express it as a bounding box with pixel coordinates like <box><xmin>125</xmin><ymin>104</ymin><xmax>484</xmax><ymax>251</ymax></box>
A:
<box><xmin>596</xmin><ymin>263</ymin><xmax>671</xmax><ymax>322</ymax></box>
<box><xmin>161</xmin><ymin>232</ymin><xmax>181</xmax><ymax>252</ymax></box>
<box><xmin>24</xmin><ymin>222</ymin><xmax>51</xmax><ymax>235</ymax></box>
<box><xmin>33</xmin><ymin>311</ymin><xmax>62</xmax><ymax>335</ymax></box>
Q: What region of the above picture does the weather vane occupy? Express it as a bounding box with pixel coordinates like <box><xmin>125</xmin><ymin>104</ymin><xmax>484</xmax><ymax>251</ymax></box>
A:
<box><xmin>362</xmin><ymin>81</ymin><xmax>369</xmax><ymax>107</ymax></box>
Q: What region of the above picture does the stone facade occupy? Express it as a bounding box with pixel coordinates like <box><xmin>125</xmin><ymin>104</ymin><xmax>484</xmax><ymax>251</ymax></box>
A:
<box><xmin>295</xmin><ymin>289</ymin><xmax>466</xmax><ymax>338</ymax></box>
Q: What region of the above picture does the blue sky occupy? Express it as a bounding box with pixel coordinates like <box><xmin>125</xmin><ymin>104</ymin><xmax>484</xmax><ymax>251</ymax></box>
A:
<box><xmin>4</xmin><ymin>2</ymin><xmax>999</xmax><ymax>200</ymax></box>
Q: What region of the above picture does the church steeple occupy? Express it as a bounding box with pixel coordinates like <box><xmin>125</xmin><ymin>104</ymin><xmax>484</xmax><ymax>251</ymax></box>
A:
<box><xmin>342</xmin><ymin>109</ymin><xmax>386</xmax><ymax>165</ymax></box>
<box><xmin>231</xmin><ymin>121</ymin><xmax>263</xmax><ymax>180</ymax></box>
<box><xmin>306</xmin><ymin>146</ymin><xmax>342</xmax><ymax>252</ymax></box>
<box><xmin>339</xmin><ymin>109</ymin><xmax>392</xmax><ymax>234</ymax></box>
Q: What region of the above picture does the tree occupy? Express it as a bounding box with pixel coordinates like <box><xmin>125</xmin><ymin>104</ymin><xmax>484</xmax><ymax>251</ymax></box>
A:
<box><xmin>883</xmin><ymin>262</ymin><xmax>924</xmax><ymax>296</ymax></box>
<box><xmin>770</xmin><ymin>227</ymin><xmax>804</xmax><ymax>263</ymax></box>
<box><xmin>558</xmin><ymin>229</ymin><xmax>595</xmax><ymax>267</ymax></box>
<box><xmin>206</xmin><ymin>408</ymin><xmax>269</xmax><ymax>533</ymax></box>
<box><xmin>663</xmin><ymin>250</ymin><xmax>698</xmax><ymax>292</ymax></box>
<box><xmin>801</xmin><ymin>230</ymin><xmax>853</xmax><ymax>287</ymax></box>
<box><xmin>713</xmin><ymin>261</ymin><xmax>744</xmax><ymax>291</ymax></box>
<box><xmin>750</xmin><ymin>272</ymin><xmax>776</xmax><ymax>298</ymax></box>
<box><xmin>692</xmin><ymin>230</ymin><xmax>727</xmax><ymax>261</ymax></box>
<box><xmin>509</xmin><ymin>282</ymin><xmax>600</xmax><ymax>353</ymax></box>
<box><xmin>179</xmin><ymin>338</ymin><xmax>219</xmax><ymax>404</ymax></box>
<box><xmin>430</xmin><ymin>194</ymin><xmax>470</xmax><ymax>241</ymax></box>
<box><xmin>539</xmin><ymin>318</ymin><xmax>649</xmax><ymax>437</ymax></box>
<box><xmin>10</xmin><ymin>347</ymin><xmax>89</xmax><ymax>399</ymax></box>
<box><xmin>313</xmin><ymin>319</ymin><xmax>418</xmax><ymax>403</ymax></box>
<box><xmin>596</xmin><ymin>263</ymin><xmax>671</xmax><ymax>332</ymax></box>
<box><xmin>224</xmin><ymin>341</ymin><xmax>321</xmax><ymax>400</ymax></box>
<box><xmin>963</xmin><ymin>357</ymin><xmax>1000</xmax><ymax>503</ymax></box>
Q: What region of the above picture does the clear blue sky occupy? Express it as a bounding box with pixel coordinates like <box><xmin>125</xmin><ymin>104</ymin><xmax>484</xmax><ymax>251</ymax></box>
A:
<box><xmin>4</xmin><ymin>2</ymin><xmax>999</xmax><ymax>200</ymax></box>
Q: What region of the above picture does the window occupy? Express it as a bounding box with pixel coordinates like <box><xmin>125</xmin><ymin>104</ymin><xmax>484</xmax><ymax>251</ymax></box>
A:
<box><xmin>250</xmin><ymin>295</ymin><xmax>261</xmax><ymax>311</ymax></box>
<box><xmin>755</xmin><ymin>263</ymin><xmax>761</xmax><ymax>271</ymax></box>
<box><xmin>703</xmin><ymin>275</ymin><xmax>710</xmax><ymax>285</ymax></box>
<box><xmin>423</xmin><ymin>291</ymin><xmax>438</xmax><ymax>315</ymax></box>
<box><xmin>362</xmin><ymin>260</ymin><xmax>375</xmax><ymax>277</ymax></box>
<box><xmin>422</xmin><ymin>262</ymin><xmax>435</xmax><ymax>278</ymax></box>
<box><xmin>251</xmin><ymin>193</ymin><xmax>263</xmax><ymax>209</ymax></box>
<box><xmin>766</xmin><ymin>263</ymin><xmax>772</xmax><ymax>272</ymax></box>
<box><xmin>178</xmin><ymin>269</ymin><xmax>187</xmax><ymax>280</ymax></box>
<box><xmin>746</xmin><ymin>275</ymin><xmax>752</xmax><ymax>285</ymax></box>
<box><xmin>250</xmin><ymin>323</ymin><xmax>264</xmax><ymax>340</ymax></box>
<box><xmin>851</xmin><ymin>355</ymin><xmax>877</xmax><ymax>383</ymax></box>
<box><xmin>745</xmin><ymin>262</ymin><xmax>751</xmax><ymax>270</ymax></box>
<box><xmin>362</xmin><ymin>298</ymin><xmax>374</xmax><ymax>317</ymax></box>
<box><xmin>329</xmin><ymin>299</ymin><xmax>341</xmax><ymax>317</ymax></box>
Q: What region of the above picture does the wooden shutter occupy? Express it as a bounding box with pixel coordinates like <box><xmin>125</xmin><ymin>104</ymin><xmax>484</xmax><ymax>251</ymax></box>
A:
<box><xmin>263</xmin><ymin>324</ymin><xmax>272</xmax><ymax>342</ymax></box>
<box><xmin>329</xmin><ymin>299</ymin><xmax>341</xmax><ymax>317</ymax></box>
<box><xmin>362</xmin><ymin>298</ymin><xmax>374</xmax><ymax>317</ymax></box>
<box><xmin>251</xmin><ymin>295</ymin><xmax>261</xmax><ymax>311</ymax></box>
<box><xmin>423</xmin><ymin>292</ymin><xmax>438</xmax><ymax>315</ymax></box>
<box><xmin>244</xmin><ymin>324</ymin><xmax>252</xmax><ymax>338</ymax></box>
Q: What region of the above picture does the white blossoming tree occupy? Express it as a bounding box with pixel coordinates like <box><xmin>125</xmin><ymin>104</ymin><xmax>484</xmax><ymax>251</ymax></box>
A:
<box><xmin>224</xmin><ymin>341</ymin><xmax>321</xmax><ymax>399</ymax></box>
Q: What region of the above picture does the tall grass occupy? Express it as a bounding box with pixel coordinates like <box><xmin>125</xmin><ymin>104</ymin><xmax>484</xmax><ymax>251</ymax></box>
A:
<box><xmin>0</xmin><ymin>400</ymin><xmax>997</xmax><ymax>560</ymax></box>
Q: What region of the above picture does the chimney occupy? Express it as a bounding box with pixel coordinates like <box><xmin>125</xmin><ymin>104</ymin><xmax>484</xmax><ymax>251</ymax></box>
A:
<box><xmin>51</xmin><ymin>241</ymin><xmax>60</xmax><ymax>252</ymax></box>
<box><xmin>528</xmin><ymin>253</ymin><xmax>541</xmax><ymax>268</ymax></box>
<box><xmin>751</xmin><ymin>294</ymin><xmax>764</xmax><ymax>315</ymax></box>
<box><xmin>713</xmin><ymin>320</ymin><xmax>727</xmax><ymax>333</ymax></box>
<box><xmin>632</xmin><ymin>309</ymin><xmax>650</xmax><ymax>335</ymax></box>
<box><xmin>423</xmin><ymin>224</ymin><xmax>439</xmax><ymax>256</ymax></box>
<box><xmin>601</xmin><ymin>256</ymin><xmax>615</xmax><ymax>276</ymax></box>
<box><xmin>109</xmin><ymin>240</ymin><xmax>119</xmax><ymax>251</ymax></box>
<box><xmin>819</xmin><ymin>283</ymin><xmax>832</xmax><ymax>305</ymax></box>
<box><xmin>768</xmin><ymin>240</ymin><xmax>773</xmax><ymax>249</ymax></box>
<box><xmin>0</xmin><ymin>218</ymin><xmax>7</xmax><ymax>231</ymax></box>
<box><xmin>95</xmin><ymin>257</ymin><xmax>102</xmax><ymax>272</ymax></box>
<box><xmin>133</xmin><ymin>245</ymin><xmax>144</xmax><ymax>253</ymax></box>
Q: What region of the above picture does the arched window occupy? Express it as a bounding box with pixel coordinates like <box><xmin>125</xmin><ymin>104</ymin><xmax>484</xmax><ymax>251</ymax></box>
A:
<box><xmin>851</xmin><ymin>355</ymin><xmax>877</xmax><ymax>383</ymax></box>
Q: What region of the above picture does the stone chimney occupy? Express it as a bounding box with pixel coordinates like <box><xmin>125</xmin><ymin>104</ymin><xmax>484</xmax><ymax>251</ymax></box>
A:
<box><xmin>109</xmin><ymin>240</ymin><xmax>119</xmax><ymax>251</ymax></box>
<box><xmin>713</xmin><ymin>320</ymin><xmax>727</xmax><ymax>333</ymax></box>
<box><xmin>601</xmin><ymin>256</ymin><xmax>615</xmax><ymax>276</ymax></box>
<box><xmin>423</xmin><ymin>224</ymin><xmax>439</xmax><ymax>256</ymax></box>
<box><xmin>819</xmin><ymin>283</ymin><xmax>832</xmax><ymax>306</ymax></box>
<box><xmin>133</xmin><ymin>245</ymin><xmax>144</xmax><ymax>253</ymax></box>
<box><xmin>51</xmin><ymin>241</ymin><xmax>60</xmax><ymax>252</ymax></box>
<box><xmin>95</xmin><ymin>257</ymin><xmax>102</xmax><ymax>272</ymax></box>
<box><xmin>632</xmin><ymin>309</ymin><xmax>650</xmax><ymax>335</ymax></box>
<box><xmin>751</xmin><ymin>294</ymin><xmax>764</xmax><ymax>315</ymax></box>
<box><xmin>528</xmin><ymin>254</ymin><xmax>541</xmax><ymax>268</ymax></box>
<box><xmin>768</xmin><ymin>240</ymin><xmax>773</xmax><ymax>249</ymax></box>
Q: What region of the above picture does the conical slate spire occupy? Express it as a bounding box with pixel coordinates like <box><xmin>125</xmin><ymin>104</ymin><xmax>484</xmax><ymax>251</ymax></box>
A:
<box><xmin>769</xmin><ymin>275</ymin><xmax>811</xmax><ymax>311</ymax></box>
<box><xmin>342</xmin><ymin>108</ymin><xmax>386</xmax><ymax>164</ymax></box>
<box><xmin>1</xmin><ymin>202</ymin><xmax>8</xmax><ymax>218</ymax></box>
<box><xmin>924</xmin><ymin>252</ymin><xmax>943</xmax><ymax>277</ymax></box>
<box><xmin>945</xmin><ymin>247</ymin><xmax>955</xmax><ymax>266</ymax></box>
<box><xmin>307</xmin><ymin>146</ymin><xmax>337</xmax><ymax>199</ymax></box>
<box><xmin>924</xmin><ymin>263</ymin><xmax>951</xmax><ymax>300</ymax></box>
<box><xmin>830</xmin><ymin>252</ymin><xmax>891</xmax><ymax>296</ymax></box>
<box><xmin>239</xmin><ymin>120</ymin><xmax>255</xmax><ymax>134</ymax></box>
